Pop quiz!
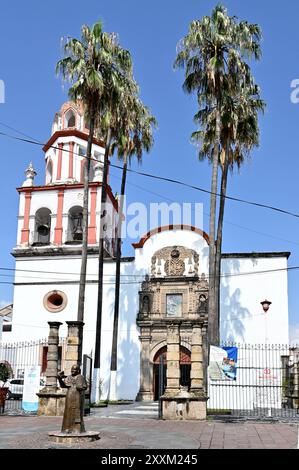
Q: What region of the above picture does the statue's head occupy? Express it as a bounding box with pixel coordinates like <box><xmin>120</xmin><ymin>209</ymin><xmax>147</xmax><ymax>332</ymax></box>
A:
<box><xmin>71</xmin><ymin>365</ymin><xmax>80</xmax><ymax>376</ymax></box>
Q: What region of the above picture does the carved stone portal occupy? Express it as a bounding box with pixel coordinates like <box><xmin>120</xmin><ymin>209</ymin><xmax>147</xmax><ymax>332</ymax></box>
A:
<box><xmin>136</xmin><ymin>245</ymin><xmax>208</xmax><ymax>412</ymax></box>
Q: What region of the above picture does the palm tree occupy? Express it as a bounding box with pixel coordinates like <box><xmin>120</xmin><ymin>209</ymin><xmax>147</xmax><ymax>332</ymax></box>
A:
<box><xmin>92</xmin><ymin>37</ymin><xmax>136</xmax><ymax>403</ymax></box>
<box><xmin>108</xmin><ymin>94</ymin><xmax>156</xmax><ymax>400</ymax></box>
<box><xmin>56</xmin><ymin>21</ymin><xmax>133</xmax><ymax>370</ymax></box>
<box><xmin>193</xmin><ymin>81</ymin><xmax>265</xmax><ymax>338</ymax></box>
<box><xmin>174</xmin><ymin>4</ymin><xmax>262</xmax><ymax>347</ymax></box>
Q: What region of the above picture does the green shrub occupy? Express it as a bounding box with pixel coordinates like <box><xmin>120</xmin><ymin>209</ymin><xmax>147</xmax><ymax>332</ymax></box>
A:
<box><xmin>0</xmin><ymin>363</ymin><xmax>10</xmax><ymax>386</ymax></box>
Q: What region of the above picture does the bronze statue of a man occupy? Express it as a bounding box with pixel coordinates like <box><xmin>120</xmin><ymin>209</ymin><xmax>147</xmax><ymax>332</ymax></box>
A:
<box><xmin>57</xmin><ymin>365</ymin><xmax>87</xmax><ymax>434</ymax></box>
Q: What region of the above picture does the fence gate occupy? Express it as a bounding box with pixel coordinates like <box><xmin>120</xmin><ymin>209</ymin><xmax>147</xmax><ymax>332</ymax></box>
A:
<box><xmin>208</xmin><ymin>343</ymin><xmax>299</xmax><ymax>420</ymax></box>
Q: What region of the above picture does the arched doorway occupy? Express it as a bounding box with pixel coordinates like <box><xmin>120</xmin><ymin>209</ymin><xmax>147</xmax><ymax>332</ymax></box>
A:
<box><xmin>153</xmin><ymin>346</ymin><xmax>191</xmax><ymax>401</ymax></box>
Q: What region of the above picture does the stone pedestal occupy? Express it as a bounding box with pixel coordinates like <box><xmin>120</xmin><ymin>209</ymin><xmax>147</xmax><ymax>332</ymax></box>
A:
<box><xmin>161</xmin><ymin>323</ymin><xmax>207</xmax><ymax>420</ymax></box>
<box><xmin>161</xmin><ymin>390</ymin><xmax>207</xmax><ymax>420</ymax></box>
<box><xmin>64</xmin><ymin>321</ymin><xmax>84</xmax><ymax>375</ymax></box>
<box><xmin>38</xmin><ymin>321</ymin><xmax>64</xmax><ymax>416</ymax></box>
<box><xmin>37</xmin><ymin>389</ymin><xmax>66</xmax><ymax>416</ymax></box>
<box><xmin>48</xmin><ymin>431</ymin><xmax>100</xmax><ymax>444</ymax></box>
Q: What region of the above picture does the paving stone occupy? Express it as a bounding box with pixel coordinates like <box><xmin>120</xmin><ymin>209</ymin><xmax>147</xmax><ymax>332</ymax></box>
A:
<box><xmin>0</xmin><ymin>404</ymin><xmax>298</xmax><ymax>449</ymax></box>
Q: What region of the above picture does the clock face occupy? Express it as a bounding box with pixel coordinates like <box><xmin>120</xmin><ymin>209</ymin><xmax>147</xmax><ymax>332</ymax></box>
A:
<box><xmin>166</xmin><ymin>294</ymin><xmax>183</xmax><ymax>317</ymax></box>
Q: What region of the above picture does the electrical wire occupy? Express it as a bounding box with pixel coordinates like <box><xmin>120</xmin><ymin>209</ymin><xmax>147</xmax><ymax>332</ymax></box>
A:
<box><xmin>0</xmin><ymin>263</ymin><xmax>297</xmax><ymax>282</ymax></box>
<box><xmin>0</xmin><ymin>127</ymin><xmax>298</xmax><ymax>219</ymax></box>
<box><xmin>109</xmin><ymin>171</ymin><xmax>299</xmax><ymax>247</ymax></box>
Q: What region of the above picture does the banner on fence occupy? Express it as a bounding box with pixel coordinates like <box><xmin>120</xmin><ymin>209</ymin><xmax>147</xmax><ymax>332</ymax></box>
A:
<box><xmin>22</xmin><ymin>365</ymin><xmax>41</xmax><ymax>412</ymax></box>
<box><xmin>209</xmin><ymin>346</ymin><xmax>238</xmax><ymax>381</ymax></box>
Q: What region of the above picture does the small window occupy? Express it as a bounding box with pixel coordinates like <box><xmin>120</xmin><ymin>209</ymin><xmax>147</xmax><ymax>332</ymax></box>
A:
<box><xmin>46</xmin><ymin>159</ymin><xmax>53</xmax><ymax>184</ymax></box>
<box><xmin>65</xmin><ymin>109</ymin><xmax>76</xmax><ymax>128</ymax></box>
<box><xmin>43</xmin><ymin>290</ymin><xmax>67</xmax><ymax>313</ymax></box>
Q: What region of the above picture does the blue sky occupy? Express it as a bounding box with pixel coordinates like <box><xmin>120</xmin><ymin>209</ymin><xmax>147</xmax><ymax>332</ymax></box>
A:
<box><xmin>0</xmin><ymin>1</ymin><xmax>298</xmax><ymax>339</ymax></box>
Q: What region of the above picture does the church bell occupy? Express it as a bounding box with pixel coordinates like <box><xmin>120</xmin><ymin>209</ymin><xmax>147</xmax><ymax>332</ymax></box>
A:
<box><xmin>37</xmin><ymin>224</ymin><xmax>50</xmax><ymax>236</ymax></box>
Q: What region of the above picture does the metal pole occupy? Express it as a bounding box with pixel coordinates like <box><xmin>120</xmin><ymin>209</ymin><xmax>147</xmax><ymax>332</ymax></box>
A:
<box><xmin>158</xmin><ymin>354</ymin><xmax>164</xmax><ymax>419</ymax></box>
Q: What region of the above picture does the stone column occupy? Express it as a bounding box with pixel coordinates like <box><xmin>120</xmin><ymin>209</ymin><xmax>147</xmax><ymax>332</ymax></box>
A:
<box><xmin>164</xmin><ymin>324</ymin><xmax>180</xmax><ymax>396</ymax></box>
<box><xmin>201</xmin><ymin>321</ymin><xmax>208</xmax><ymax>393</ymax></box>
<box><xmin>190</xmin><ymin>325</ymin><xmax>204</xmax><ymax>394</ymax></box>
<box><xmin>46</xmin><ymin>322</ymin><xmax>63</xmax><ymax>390</ymax></box>
<box><xmin>64</xmin><ymin>321</ymin><xmax>84</xmax><ymax>376</ymax></box>
<box><xmin>136</xmin><ymin>327</ymin><xmax>153</xmax><ymax>401</ymax></box>
<box><xmin>37</xmin><ymin>321</ymin><xmax>66</xmax><ymax>416</ymax></box>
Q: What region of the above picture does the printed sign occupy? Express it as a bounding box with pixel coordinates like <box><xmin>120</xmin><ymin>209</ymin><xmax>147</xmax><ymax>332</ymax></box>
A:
<box><xmin>254</xmin><ymin>367</ymin><xmax>280</xmax><ymax>408</ymax></box>
<box><xmin>22</xmin><ymin>365</ymin><xmax>41</xmax><ymax>412</ymax></box>
<box><xmin>209</xmin><ymin>346</ymin><xmax>238</xmax><ymax>381</ymax></box>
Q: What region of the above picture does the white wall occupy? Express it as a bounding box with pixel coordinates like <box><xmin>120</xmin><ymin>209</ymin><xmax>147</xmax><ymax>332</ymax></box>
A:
<box><xmin>220</xmin><ymin>256</ymin><xmax>289</xmax><ymax>344</ymax></box>
<box><xmin>5</xmin><ymin>228</ymin><xmax>290</xmax><ymax>400</ymax></box>
<box><xmin>44</xmin><ymin>136</ymin><xmax>104</xmax><ymax>184</ymax></box>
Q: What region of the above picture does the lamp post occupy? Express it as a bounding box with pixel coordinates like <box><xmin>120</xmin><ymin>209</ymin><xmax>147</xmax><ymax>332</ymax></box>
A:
<box><xmin>261</xmin><ymin>300</ymin><xmax>272</xmax><ymax>344</ymax></box>
<box><xmin>260</xmin><ymin>299</ymin><xmax>272</xmax><ymax>417</ymax></box>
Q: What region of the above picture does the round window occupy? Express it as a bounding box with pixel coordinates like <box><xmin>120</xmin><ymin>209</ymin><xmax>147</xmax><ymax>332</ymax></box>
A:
<box><xmin>43</xmin><ymin>290</ymin><xmax>67</xmax><ymax>313</ymax></box>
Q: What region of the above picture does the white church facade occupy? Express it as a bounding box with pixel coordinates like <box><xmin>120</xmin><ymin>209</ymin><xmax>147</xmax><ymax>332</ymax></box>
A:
<box><xmin>3</xmin><ymin>102</ymin><xmax>290</xmax><ymax>403</ymax></box>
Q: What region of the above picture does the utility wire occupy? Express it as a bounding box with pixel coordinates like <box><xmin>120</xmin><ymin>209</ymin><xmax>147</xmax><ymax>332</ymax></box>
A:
<box><xmin>0</xmin><ymin>264</ymin><xmax>297</xmax><ymax>281</ymax></box>
<box><xmin>109</xmin><ymin>171</ymin><xmax>299</xmax><ymax>247</ymax></box>
<box><xmin>0</xmin><ymin>128</ymin><xmax>299</xmax><ymax>219</ymax></box>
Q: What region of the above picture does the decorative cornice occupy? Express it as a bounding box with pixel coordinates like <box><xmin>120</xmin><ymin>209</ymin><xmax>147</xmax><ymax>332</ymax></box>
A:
<box><xmin>42</xmin><ymin>129</ymin><xmax>104</xmax><ymax>152</ymax></box>
<box><xmin>132</xmin><ymin>225</ymin><xmax>210</xmax><ymax>249</ymax></box>
<box><xmin>12</xmin><ymin>245</ymin><xmax>135</xmax><ymax>261</ymax></box>
<box><xmin>17</xmin><ymin>181</ymin><xmax>101</xmax><ymax>193</ymax></box>
<box><xmin>222</xmin><ymin>252</ymin><xmax>291</xmax><ymax>259</ymax></box>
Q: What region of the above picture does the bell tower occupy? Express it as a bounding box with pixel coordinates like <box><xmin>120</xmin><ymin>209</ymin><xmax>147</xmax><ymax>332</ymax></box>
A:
<box><xmin>10</xmin><ymin>102</ymin><xmax>119</xmax><ymax>341</ymax></box>
<box><xmin>15</xmin><ymin>101</ymin><xmax>118</xmax><ymax>251</ymax></box>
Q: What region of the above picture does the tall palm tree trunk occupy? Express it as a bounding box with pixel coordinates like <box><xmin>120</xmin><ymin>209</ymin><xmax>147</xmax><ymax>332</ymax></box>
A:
<box><xmin>207</xmin><ymin>104</ymin><xmax>221</xmax><ymax>350</ymax></box>
<box><xmin>77</xmin><ymin>111</ymin><xmax>95</xmax><ymax>365</ymax></box>
<box><xmin>214</xmin><ymin>140</ymin><xmax>230</xmax><ymax>346</ymax></box>
<box><xmin>109</xmin><ymin>153</ymin><xmax>128</xmax><ymax>401</ymax></box>
<box><xmin>93</xmin><ymin>126</ymin><xmax>112</xmax><ymax>402</ymax></box>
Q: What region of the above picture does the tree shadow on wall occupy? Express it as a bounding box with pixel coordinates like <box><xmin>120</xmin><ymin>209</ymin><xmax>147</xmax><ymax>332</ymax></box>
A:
<box><xmin>220</xmin><ymin>258</ymin><xmax>251</xmax><ymax>343</ymax></box>
<box><xmin>106</xmin><ymin>259</ymin><xmax>143</xmax><ymax>401</ymax></box>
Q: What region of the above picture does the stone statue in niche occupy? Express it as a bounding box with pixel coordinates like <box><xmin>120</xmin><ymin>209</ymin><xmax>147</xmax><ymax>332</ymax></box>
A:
<box><xmin>198</xmin><ymin>294</ymin><xmax>208</xmax><ymax>316</ymax></box>
<box><xmin>142</xmin><ymin>295</ymin><xmax>150</xmax><ymax>314</ymax></box>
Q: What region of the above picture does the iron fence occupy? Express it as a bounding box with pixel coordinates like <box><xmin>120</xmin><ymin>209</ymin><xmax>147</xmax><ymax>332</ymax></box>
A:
<box><xmin>1</xmin><ymin>339</ymin><xmax>299</xmax><ymax>419</ymax></box>
<box><xmin>208</xmin><ymin>343</ymin><xmax>299</xmax><ymax>419</ymax></box>
<box><xmin>0</xmin><ymin>338</ymin><xmax>66</xmax><ymax>413</ymax></box>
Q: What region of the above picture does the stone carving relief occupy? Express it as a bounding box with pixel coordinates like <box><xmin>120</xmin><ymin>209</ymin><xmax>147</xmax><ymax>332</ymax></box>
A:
<box><xmin>151</xmin><ymin>246</ymin><xmax>200</xmax><ymax>278</ymax></box>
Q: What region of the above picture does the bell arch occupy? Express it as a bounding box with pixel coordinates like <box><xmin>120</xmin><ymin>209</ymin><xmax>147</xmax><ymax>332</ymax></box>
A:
<box><xmin>33</xmin><ymin>207</ymin><xmax>51</xmax><ymax>245</ymax></box>
<box><xmin>66</xmin><ymin>205</ymin><xmax>83</xmax><ymax>243</ymax></box>
<box><xmin>64</xmin><ymin>108</ymin><xmax>76</xmax><ymax>129</ymax></box>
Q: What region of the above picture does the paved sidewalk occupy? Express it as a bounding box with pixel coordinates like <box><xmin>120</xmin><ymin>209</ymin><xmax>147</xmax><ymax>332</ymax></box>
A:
<box><xmin>0</xmin><ymin>404</ymin><xmax>298</xmax><ymax>449</ymax></box>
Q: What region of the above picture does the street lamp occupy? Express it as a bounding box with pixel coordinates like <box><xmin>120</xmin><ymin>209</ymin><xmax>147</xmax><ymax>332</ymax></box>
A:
<box><xmin>260</xmin><ymin>300</ymin><xmax>272</xmax><ymax>313</ymax></box>
<box><xmin>260</xmin><ymin>299</ymin><xmax>272</xmax><ymax>417</ymax></box>
<box><xmin>261</xmin><ymin>299</ymin><xmax>272</xmax><ymax>344</ymax></box>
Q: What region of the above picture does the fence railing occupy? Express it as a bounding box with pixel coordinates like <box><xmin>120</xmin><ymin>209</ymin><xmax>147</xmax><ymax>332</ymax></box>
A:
<box><xmin>0</xmin><ymin>338</ymin><xmax>66</xmax><ymax>413</ymax></box>
<box><xmin>1</xmin><ymin>339</ymin><xmax>298</xmax><ymax>418</ymax></box>
<box><xmin>208</xmin><ymin>343</ymin><xmax>299</xmax><ymax>418</ymax></box>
